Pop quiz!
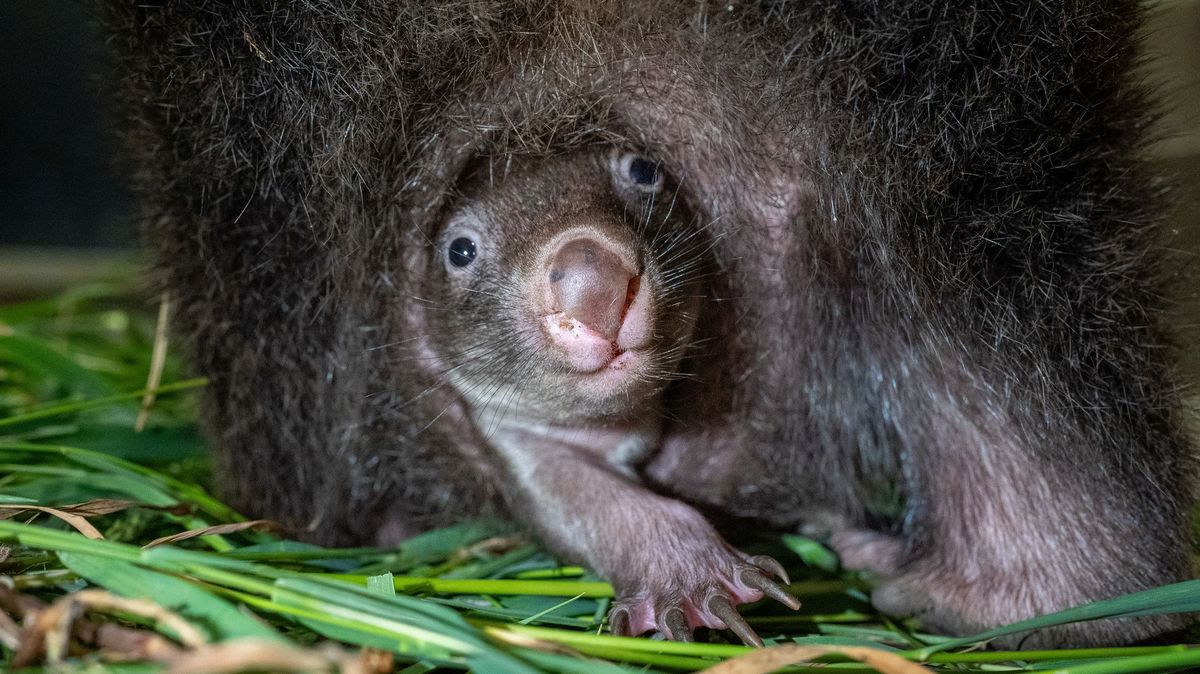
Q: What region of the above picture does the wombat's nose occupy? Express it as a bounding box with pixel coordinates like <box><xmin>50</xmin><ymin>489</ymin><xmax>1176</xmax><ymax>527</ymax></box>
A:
<box><xmin>547</xmin><ymin>237</ymin><xmax>637</xmax><ymax>342</ymax></box>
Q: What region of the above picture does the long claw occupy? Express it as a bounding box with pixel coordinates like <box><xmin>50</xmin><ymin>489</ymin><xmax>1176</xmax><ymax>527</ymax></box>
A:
<box><xmin>749</xmin><ymin>554</ymin><xmax>791</xmax><ymax>585</ymax></box>
<box><xmin>609</xmin><ymin>607</ymin><xmax>631</xmax><ymax>636</ymax></box>
<box><xmin>739</xmin><ymin>568</ymin><xmax>802</xmax><ymax>610</ymax></box>
<box><xmin>662</xmin><ymin>607</ymin><xmax>693</xmax><ymax>642</ymax></box>
<box><xmin>706</xmin><ymin>594</ymin><xmax>764</xmax><ymax>648</ymax></box>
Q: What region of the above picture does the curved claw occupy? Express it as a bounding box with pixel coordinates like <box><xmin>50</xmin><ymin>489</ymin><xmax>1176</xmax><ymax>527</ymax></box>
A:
<box><xmin>706</xmin><ymin>593</ymin><xmax>764</xmax><ymax>648</ymax></box>
<box><xmin>739</xmin><ymin>568</ymin><xmax>802</xmax><ymax>611</ymax></box>
<box><xmin>609</xmin><ymin>607</ymin><xmax>632</xmax><ymax>636</ymax></box>
<box><xmin>661</xmin><ymin>607</ymin><xmax>693</xmax><ymax>642</ymax></box>
<box><xmin>749</xmin><ymin>554</ymin><xmax>791</xmax><ymax>585</ymax></box>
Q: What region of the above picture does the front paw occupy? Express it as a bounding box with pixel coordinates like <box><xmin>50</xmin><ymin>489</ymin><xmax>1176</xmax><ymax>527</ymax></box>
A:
<box><xmin>607</xmin><ymin>553</ymin><xmax>799</xmax><ymax>647</ymax></box>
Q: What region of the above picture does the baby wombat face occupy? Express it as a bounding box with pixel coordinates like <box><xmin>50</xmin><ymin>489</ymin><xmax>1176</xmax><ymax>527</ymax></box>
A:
<box><xmin>423</xmin><ymin>150</ymin><xmax>705</xmax><ymax>423</ymax></box>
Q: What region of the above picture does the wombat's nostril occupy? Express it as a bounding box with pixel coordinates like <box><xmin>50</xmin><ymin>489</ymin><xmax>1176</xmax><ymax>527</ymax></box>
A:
<box><xmin>547</xmin><ymin>237</ymin><xmax>636</xmax><ymax>342</ymax></box>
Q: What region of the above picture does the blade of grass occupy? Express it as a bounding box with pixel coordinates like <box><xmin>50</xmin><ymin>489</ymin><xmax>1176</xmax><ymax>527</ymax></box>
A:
<box><xmin>476</xmin><ymin>622</ymin><xmax>750</xmax><ymax>658</ymax></box>
<box><xmin>267</xmin><ymin>578</ymin><xmax>542</xmax><ymax>673</ymax></box>
<box><xmin>368</xmin><ymin>572</ymin><xmax>398</xmax><ymax>596</ymax></box>
<box><xmin>518</xmin><ymin>593</ymin><xmax>586</xmax><ymax>625</ymax></box>
<box><xmin>515</xmin><ymin>566</ymin><xmax>586</xmax><ymax>580</ymax></box>
<box><xmin>221</xmin><ymin>545</ymin><xmax>395</xmax><ymax>562</ymax></box>
<box><xmin>0</xmin><ymin>334</ymin><xmax>118</xmax><ymax>398</ymax></box>
<box><xmin>921</xmin><ymin>644</ymin><xmax>1189</xmax><ymax>665</ymax></box>
<box><xmin>0</xmin><ymin>442</ymin><xmax>239</xmax><ymax>522</ymax></box>
<box><xmin>0</xmin><ymin>378</ymin><xmax>207</xmax><ymax>429</ymax></box>
<box><xmin>430</xmin><ymin>596</ymin><xmax>596</xmax><ymax>628</ymax></box>
<box><xmin>510</xmin><ymin>648</ymin><xmax>647</xmax><ymax>673</ymax></box>
<box><xmin>912</xmin><ymin>580</ymin><xmax>1200</xmax><ymax>657</ymax></box>
<box><xmin>443</xmin><ymin>544</ymin><xmax>540</xmax><ymax>579</ymax></box>
<box><xmin>208</xmin><ymin>585</ymin><xmax>473</xmax><ymax>668</ymax></box>
<box><xmin>1039</xmin><ymin>649</ymin><xmax>1200</xmax><ymax>674</ymax></box>
<box><xmin>1</xmin><ymin>521</ymin><xmax>541</xmax><ymax>671</ymax></box>
<box><xmin>59</xmin><ymin>550</ymin><xmax>284</xmax><ymax>643</ymax></box>
<box><xmin>0</xmin><ymin>519</ymin><xmax>143</xmax><ymax>562</ymax></box>
<box><xmin>277</xmin><ymin>576</ymin><xmax>487</xmax><ymax>632</ymax></box>
<box><xmin>322</xmin><ymin>573</ymin><xmax>614</xmax><ymax>598</ymax></box>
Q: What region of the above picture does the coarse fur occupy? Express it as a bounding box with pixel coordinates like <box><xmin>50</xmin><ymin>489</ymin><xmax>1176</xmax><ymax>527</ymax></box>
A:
<box><xmin>97</xmin><ymin>0</ymin><xmax>1195</xmax><ymax>647</ymax></box>
<box><xmin>403</xmin><ymin>150</ymin><xmax>799</xmax><ymax>642</ymax></box>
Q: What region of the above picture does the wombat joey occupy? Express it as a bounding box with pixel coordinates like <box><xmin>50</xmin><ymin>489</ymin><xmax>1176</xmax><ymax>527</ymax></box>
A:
<box><xmin>412</xmin><ymin>149</ymin><xmax>799</xmax><ymax>643</ymax></box>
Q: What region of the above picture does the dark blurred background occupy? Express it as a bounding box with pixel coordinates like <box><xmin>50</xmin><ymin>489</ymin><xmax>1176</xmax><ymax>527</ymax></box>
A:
<box><xmin>1</xmin><ymin>1</ymin><xmax>1198</xmax><ymax>362</ymax></box>
<box><xmin>0</xmin><ymin>1</ymin><xmax>134</xmax><ymax>298</ymax></box>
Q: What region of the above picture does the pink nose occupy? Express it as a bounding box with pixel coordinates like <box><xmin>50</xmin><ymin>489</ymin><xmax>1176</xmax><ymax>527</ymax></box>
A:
<box><xmin>547</xmin><ymin>237</ymin><xmax>636</xmax><ymax>341</ymax></box>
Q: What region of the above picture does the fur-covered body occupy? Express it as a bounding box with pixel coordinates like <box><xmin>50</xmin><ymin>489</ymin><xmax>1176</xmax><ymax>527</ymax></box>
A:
<box><xmin>100</xmin><ymin>0</ymin><xmax>1194</xmax><ymax>646</ymax></box>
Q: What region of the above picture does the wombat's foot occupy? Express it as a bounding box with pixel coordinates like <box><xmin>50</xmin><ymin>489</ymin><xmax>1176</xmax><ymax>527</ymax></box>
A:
<box><xmin>608</xmin><ymin>553</ymin><xmax>799</xmax><ymax>646</ymax></box>
<box><xmin>869</xmin><ymin>568</ymin><xmax>1191</xmax><ymax>648</ymax></box>
<box><xmin>832</xmin><ymin>529</ymin><xmax>1191</xmax><ymax>648</ymax></box>
<box><xmin>829</xmin><ymin>529</ymin><xmax>904</xmax><ymax>576</ymax></box>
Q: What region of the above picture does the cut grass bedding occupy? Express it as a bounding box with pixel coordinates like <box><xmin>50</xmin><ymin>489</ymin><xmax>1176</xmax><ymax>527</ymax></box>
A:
<box><xmin>1</xmin><ymin>280</ymin><xmax>1199</xmax><ymax>673</ymax></box>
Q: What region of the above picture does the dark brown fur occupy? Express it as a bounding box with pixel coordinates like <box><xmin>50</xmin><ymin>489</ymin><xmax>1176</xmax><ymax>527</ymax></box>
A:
<box><xmin>98</xmin><ymin>0</ymin><xmax>1194</xmax><ymax>647</ymax></box>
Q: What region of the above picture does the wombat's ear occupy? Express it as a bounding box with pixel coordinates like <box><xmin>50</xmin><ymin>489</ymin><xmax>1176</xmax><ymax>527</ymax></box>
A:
<box><xmin>455</xmin><ymin>155</ymin><xmax>501</xmax><ymax>191</ymax></box>
<box><xmin>610</xmin><ymin>150</ymin><xmax>664</xmax><ymax>195</ymax></box>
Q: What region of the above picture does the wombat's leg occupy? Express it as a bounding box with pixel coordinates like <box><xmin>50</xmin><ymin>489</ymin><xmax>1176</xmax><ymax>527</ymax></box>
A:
<box><xmin>502</xmin><ymin>448</ymin><xmax>799</xmax><ymax>645</ymax></box>
<box><xmin>835</xmin><ymin>405</ymin><xmax>1192</xmax><ymax>648</ymax></box>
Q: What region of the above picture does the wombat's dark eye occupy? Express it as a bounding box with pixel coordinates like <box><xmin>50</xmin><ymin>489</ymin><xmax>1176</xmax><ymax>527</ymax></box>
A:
<box><xmin>628</xmin><ymin>157</ymin><xmax>659</xmax><ymax>186</ymax></box>
<box><xmin>613</xmin><ymin>152</ymin><xmax>664</xmax><ymax>194</ymax></box>
<box><xmin>448</xmin><ymin>237</ymin><xmax>477</xmax><ymax>267</ymax></box>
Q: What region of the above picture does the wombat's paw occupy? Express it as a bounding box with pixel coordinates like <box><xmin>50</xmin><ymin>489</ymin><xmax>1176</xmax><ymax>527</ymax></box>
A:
<box><xmin>607</xmin><ymin>554</ymin><xmax>799</xmax><ymax>646</ymax></box>
<box><xmin>829</xmin><ymin>529</ymin><xmax>904</xmax><ymax>575</ymax></box>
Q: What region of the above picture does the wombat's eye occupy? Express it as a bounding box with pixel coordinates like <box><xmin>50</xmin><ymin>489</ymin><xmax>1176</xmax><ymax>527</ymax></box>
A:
<box><xmin>448</xmin><ymin>237</ymin><xmax>477</xmax><ymax>267</ymax></box>
<box><xmin>614</xmin><ymin>152</ymin><xmax>664</xmax><ymax>194</ymax></box>
<box><xmin>628</xmin><ymin>157</ymin><xmax>659</xmax><ymax>186</ymax></box>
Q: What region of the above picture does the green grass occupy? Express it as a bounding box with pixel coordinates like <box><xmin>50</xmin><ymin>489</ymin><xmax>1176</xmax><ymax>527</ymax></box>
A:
<box><xmin>1</xmin><ymin>281</ymin><xmax>1199</xmax><ymax>673</ymax></box>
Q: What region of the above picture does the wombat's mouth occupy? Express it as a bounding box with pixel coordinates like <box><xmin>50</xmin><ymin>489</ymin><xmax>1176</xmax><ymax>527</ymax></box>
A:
<box><xmin>541</xmin><ymin>312</ymin><xmax>643</xmax><ymax>374</ymax></box>
<box><xmin>534</xmin><ymin>312</ymin><xmax>666</xmax><ymax>412</ymax></box>
<box><xmin>540</xmin><ymin>266</ymin><xmax>656</xmax><ymax>376</ymax></box>
<box><xmin>606</xmin><ymin>349</ymin><xmax>639</xmax><ymax>371</ymax></box>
